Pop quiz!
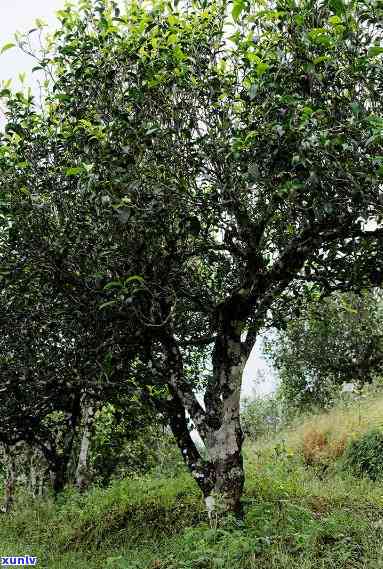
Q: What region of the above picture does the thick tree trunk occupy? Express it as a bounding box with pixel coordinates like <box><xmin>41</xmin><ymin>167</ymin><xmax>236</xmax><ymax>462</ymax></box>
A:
<box><xmin>26</xmin><ymin>447</ymin><xmax>48</xmax><ymax>498</ymax></box>
<box><xmin>203</xmin><ymin>425</ymin><xmax>245</xmax><ymax>516</ymax></box>
<box><xmin>0</xmin><ymin>444</ymin><xmax>20</xmax><ymax>513</ymax></box>
<box><xmin>165</xmin><ymin>323</ymin><xmax>247</xmax><ymax>517</ymax></box>
<box><xmin>29</xmin><ymin>460</ymin><xmax>37</xmax><ymax>497</ymax></box>
<box><xmin>203</xmin><ymin>328</ymin><xmax>246</xmax><ymax>516</ymax></box>
<box><xmin>172</xmin><ymin>403</ymin><xmax>245</xmax><ymax>518</ymax></box>
<box><xmin>38</xmin><ymin>476</ymin><xmax>44</xmax><ymax>497</ymax></box>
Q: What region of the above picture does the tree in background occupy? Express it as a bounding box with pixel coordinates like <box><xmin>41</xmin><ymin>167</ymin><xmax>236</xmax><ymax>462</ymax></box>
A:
<box><xmin>241</xmin><ymin>394</ymin><xmax>283</xmax><ymax>440</ymax></box>
<box><xmin>265</xmin><ymin>290</ymin><xmax>383</xmax><ymax>410</ymax></box>
<box><xmin>0</xmin><ymin>0</ymin><xmax>382</xmax><ymax>515</ymax></box>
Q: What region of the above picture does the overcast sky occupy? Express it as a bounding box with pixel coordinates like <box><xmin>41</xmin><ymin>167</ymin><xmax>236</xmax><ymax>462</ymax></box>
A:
<box><xmin>0</xmin><ymin>0</ymin><xmax>276</xmax><ymax>399</ymax></box>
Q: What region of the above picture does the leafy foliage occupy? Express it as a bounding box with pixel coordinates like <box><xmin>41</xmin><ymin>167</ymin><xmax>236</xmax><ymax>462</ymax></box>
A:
<box><xmin>90</xmin><ymin>403</ymin><xmax>184</xmax><ymax>485</ymax></box>
<box><xmin>343</xmin><ymin>429</ymin><xmax>383</xmax><ymax>481</ymax></box>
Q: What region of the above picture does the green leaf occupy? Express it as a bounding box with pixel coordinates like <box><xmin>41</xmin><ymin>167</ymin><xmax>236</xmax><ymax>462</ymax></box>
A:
<box><xmin>232</xmin><ymin>0</ymin><xmax>246</xmax><ymax>21</ymax></box>
<box><xmin>65</xmin><ymin>166</ymin><xmax>83</xmax><ymax>176</ymax></box>
<box><xmin>328</xmin><ymin>15</ymin><xmax>342</xmax><ymax>25</ymax></box>
<box><xmin>1</xmin><ymin>43</ymin><xmax>15</xmax><ymax>54</ymax></box>
<box><xmin>302</xmin><ymin>106</ymin><xmax>314</xmax><ymax>116</ymax></box>
<box><xmin>99</xmin><ymin>300</ymin><xmax>118</xmax><ymax>310</ymax></box>
<box><xmin>340</xmin><ymin>297</ymin><xmax>358</xmax><ymax>314</ymax></box>
<box><xmin>351</xmin><ymin>103</ymin><xmax>360</xmax><ymax>115</ymax></box>
<box><xmin>35</xmin><ymin>18</ymin><xmax>47</xmax><ymax>29</ymax></box>
<box><xmin>228</xmin><ymin>32</ymin><xmax>241</xmax><ymax>45</ymax></box>
<box><xmin>308</xmin><ymin>28</ymin><xmax>332</xmax><ymax>47</ymax></box>
<box><xmin>168</xmin><ymin>14</ymin><xmax>179</xmax><ymax>26</ymax></box>
<box><xmin>329</xmin><ymin>0</ymin><xmax>345</xmax><ymax>15</ymax></box>
<box><xmin>368</xmin><ymin>46</ymin><xmax>383</xmax><ymax>58</ymax></box>
<box><xmin>313</xmin><ymin>55</ymin><xmax>331</xmax><ymax>65</ymax></box>
<box><xmin>256</xmin><ymin>62</ymin><xmax>269</xmax><ymax>76</ymax></box>
<box><xmin>82</xmin><ymin>163</ymin><xmax>94</xmax><ymax>173</ymax></box>
<box><xmin>124</xmin><ymin>275</ymin><xmax>144</xmax><ymax>286</ymax></box>
<box><xmin>145</xmin><ymin>127</ymin><xmax>159</xmax><ymax>136</ymax></box>
<box><xmin>103</xmin><ymin>281</ymin><xmax>123</xmax><ymax>290</ymax></box>
<box><xmin>167</xmin><ymin>33</ymin><xmax>178</xmax><ymax>45</ymax></box>
<box><xmin>55</xmin><ymin>94</ymin><xmax>71</xmax><ymax>102</ymax></box>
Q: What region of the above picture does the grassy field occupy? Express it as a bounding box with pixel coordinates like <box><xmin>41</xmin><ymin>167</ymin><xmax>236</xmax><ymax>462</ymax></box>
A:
<box><xmin>2</xmin><ymin>394</ymin><xmax>383</xmax><ymax>568</ymax></box>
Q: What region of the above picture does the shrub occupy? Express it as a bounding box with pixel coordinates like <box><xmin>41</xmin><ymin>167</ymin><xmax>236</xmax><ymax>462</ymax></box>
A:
<box><xmin>343</xmin><ymin>429</ymin><xmax>383</xmax><ymax>480</ymax></box>
<box><xmin>303</xmin><ymin>430</ymin><xmax>327</xmax><ymax>465</ymax></box>
<box><xmin>302</xmin><ymin>429</ymin><xmax>347</xmax><ymax>466</ymax></box>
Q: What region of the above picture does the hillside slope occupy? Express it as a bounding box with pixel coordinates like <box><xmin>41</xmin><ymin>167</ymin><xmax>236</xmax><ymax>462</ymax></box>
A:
<box><xmin>2</xmin><ymin>395</ymin><xmax>383</xmax><ymax>568</ymax></box>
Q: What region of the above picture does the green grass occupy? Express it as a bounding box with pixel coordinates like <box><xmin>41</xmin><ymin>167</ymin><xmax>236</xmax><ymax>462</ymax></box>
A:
<box><xmin>3</xmin><ymin>396</ymin><xmax>383</xmax><ymax>568</ymax></box>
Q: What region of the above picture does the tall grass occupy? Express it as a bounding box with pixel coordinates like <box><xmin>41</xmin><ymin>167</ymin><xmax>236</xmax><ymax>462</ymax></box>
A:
<box><xmin>266</xmin><ymin>391</ymin><xmax>383</xmax><ymax>463</ymax></box>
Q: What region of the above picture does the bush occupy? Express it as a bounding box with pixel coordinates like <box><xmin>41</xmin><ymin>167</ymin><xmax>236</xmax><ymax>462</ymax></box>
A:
<box><xmin>343</xmin><ymin>429</ymin><xmax>383</xmax><ymax>480</ymax></box>
<box><xmin>302</xmin><ymin>429</ymin><xmax>347</xmax><ymax>466</ymax></box>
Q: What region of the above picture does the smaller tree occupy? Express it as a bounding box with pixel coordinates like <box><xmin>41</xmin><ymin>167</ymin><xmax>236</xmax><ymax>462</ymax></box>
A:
<box><xmin>265</xmin><ymin>290</ymin><xmax>383</xmax><ymax>410</ymax></box>
<box><xmin>241</xmin><ymin>394</ymin><xmax>282</xmax><ymax>440</ymax></box>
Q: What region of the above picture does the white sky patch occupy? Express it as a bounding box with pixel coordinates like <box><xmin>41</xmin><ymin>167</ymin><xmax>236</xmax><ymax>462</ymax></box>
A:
<box><xmin>0</xmin><ymin>1</ymin><xmax>62</xmax><ymax>88</ymax></box>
